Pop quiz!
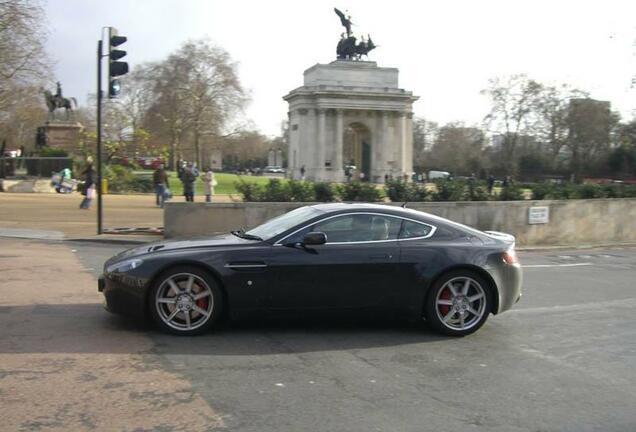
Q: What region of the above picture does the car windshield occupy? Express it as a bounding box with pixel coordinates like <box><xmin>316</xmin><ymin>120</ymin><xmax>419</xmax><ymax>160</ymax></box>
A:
<box><xmin>245</xmin><ymin>206</ymin><xmax>324</xmax><ymax>240</ymax></box>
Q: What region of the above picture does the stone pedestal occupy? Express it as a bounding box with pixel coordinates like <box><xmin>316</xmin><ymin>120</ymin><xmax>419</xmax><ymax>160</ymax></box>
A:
<box><xmin>43</xmin><ymin>121</ymin><xmax>83</xmax><ymax>154</ymax></box>
<box><xmin>283</xmin><ymin>61</ymin><xmax>418</xmax><ymax>183</ymax></box>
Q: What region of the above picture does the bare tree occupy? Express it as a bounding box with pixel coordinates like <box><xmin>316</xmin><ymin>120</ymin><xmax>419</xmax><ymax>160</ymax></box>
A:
<box><xmin>0</xmin><ymin>0</ymin><xmax>49</xmax><ymax>150</ymax></box>
<box><xmin>412</xmin><ymin>117</ymin><xmax>438</xmax><ymax>170</ymax></box>
<box><xmin>566</xmin><ymin>98</ymin><xmax>617</xmax><ymax>181</ymax></box>
<box><xmin>149</xmin><ymin>39</ymin><xmax>248</xmax><ymax>168</ymax></box>
<box><xmin>0</xmin><ymin>0</ymin><xmax>48</xmax><ymax>107</ymax></box>
<box><xmin>482</xmin><ymin>75</ymin><xmax>542</xmax><ymax>174</ymax></box>
<box><xmin>429</xmin><ymin>122</ymin><xmax>485</xmax><ymax>176</ymax></box>
<box><xmin>532</xmin><ymin>84</ymin><xmax>588</xmax><ymax>163</ymax></box>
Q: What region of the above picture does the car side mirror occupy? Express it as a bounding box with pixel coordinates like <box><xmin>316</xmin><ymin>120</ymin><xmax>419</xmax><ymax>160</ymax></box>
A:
<box><xmin>303</xmin><ymin>232</ymin><xmax>327</xmax><ymax>246</ymax></box>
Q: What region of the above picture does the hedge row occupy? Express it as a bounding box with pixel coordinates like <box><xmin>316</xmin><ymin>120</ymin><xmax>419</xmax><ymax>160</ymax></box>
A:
<box><xmin>235</xmin><ymin>179</ymin><xmax>383</xmax><ymax>202</ymax></box>
<box><xmin>236</xmin><ymin>178</ymin><xmax>636</xmax><ymax>203</ymax></box>
<box><xmin>530</xmin><ymin>183</ymin><xmax>636</xmax><ymax>200</ymax></box>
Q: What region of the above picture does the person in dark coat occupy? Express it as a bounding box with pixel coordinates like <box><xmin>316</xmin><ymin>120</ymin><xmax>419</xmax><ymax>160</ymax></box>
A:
<box><xmin>487</xmin><ymin>175</ymin><xmax>495</xmax><ymax>195</ymax></box>
<box><xmin>153</xmin><ymin>164</ymin><xmax>169</xmax><ymax>208</ymax></box>
<box><xmin>79</xmin><ymin>161</ymin><xmax>95</xmax><ymax>209</ymax></box>
<box><xmin>181</xmin><ymin>164</ymin><xmax>197</xmax><ymax>202</ymax></box>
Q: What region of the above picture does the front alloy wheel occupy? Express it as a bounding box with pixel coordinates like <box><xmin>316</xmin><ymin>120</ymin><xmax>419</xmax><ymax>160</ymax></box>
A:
<box><xmin>424</xmin><ymin>270</ymin><xmax>491</xmax><ymax>336</ymax></box>
<box><xmin>150</xmin><ymin>266</ymin><xmax>222</xmax><ymax>335</ymax></box>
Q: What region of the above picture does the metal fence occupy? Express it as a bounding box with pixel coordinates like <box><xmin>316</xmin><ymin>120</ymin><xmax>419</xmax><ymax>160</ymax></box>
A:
<box><xmin>0</xmin><ymin>157</ymin><xmax>73</xmax><ymax>179</ymax></box>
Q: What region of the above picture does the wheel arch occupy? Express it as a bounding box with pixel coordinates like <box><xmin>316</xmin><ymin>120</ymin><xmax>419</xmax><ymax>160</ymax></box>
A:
<box><xmin>426</xmin><ymin>264</ymin><xmax>500</xmax><ymax>315</ymax></box>
<box><xmin>144</xmin><ymin>260</ymin><xmax>230</xmax><ymax>320</ymax></box>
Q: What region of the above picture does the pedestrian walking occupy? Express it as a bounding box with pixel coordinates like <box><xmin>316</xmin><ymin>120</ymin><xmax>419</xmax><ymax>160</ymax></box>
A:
<box><xmin>487</xmin><ymin>175</ymin><xmax>495</xmax><ymax>195</ymax></box>
<box><xmin>79</xmin><ymin>160</ymin><xmax>95</xmax><ymax>209</ymax></box>
<box><xmin>300</xmin><ymin>165</ymin><xmax>306</xmax><ymax>181</ymax></box>
<box><xmin>181</xmin><ymin>164</ymin><xmax>197</xmax><ymax>202</ymax></box>
<box><xmin>153</xmin><ymin>164</ymin><xmax>169</xmax><ymax>208</ymax></box>
<box><xmin>203</xmin><ymin>168</ymin><xmax>217</xmax><ymax>203</ymax></box>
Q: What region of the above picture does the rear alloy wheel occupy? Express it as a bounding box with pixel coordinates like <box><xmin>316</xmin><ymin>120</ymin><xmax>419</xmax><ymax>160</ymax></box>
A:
<box><xmin>150</xmin><ymin>266</ymin><xmax>222</xmax><ymax>335</ymax></box>
<box><xmin>424</xmin><ymin>270</ymin><xmax>492</xmax><ymax>336</ymax></box>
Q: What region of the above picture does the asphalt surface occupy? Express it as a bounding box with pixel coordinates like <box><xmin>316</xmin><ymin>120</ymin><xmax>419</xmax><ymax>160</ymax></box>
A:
<box><xmin>3</xmin><ymin>239</ymin><xmax>636</xmax><ymax>431</ymax></box>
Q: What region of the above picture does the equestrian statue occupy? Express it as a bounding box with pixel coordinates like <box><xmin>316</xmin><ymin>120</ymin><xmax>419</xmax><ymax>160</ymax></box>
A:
<box><xmin>42</xmin><ymin>82</ymin><xmax>77</xmax><ymax>120</ymax></box>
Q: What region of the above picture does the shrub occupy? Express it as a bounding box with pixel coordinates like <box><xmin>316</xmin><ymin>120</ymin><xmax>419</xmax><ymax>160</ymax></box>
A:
<box><xmin>547</xmin><ymin>183</ymin><xmax>578</xmax><ymax>200</ymax></box>
<box><xmin>314</xmin><ymin>182</ymin><xmax>337</xmax><ymax>202</ymax></box>
<box><xmin>497</xmin><ymin>184</ymin><xmax>525</xmax><ymax>201</ymax></box>
<box><xmin>287</xmin><ymin>180</ymin><xmax>315</xmax><ymax>201</ymax></box>
<box><xmin>102</xmin><ymin>165</ymin><xmax>153</xmax><ymax>193</ymax></box>
<box><xmin>575</xmin><ymin>183</ymin><xmax>606</xmax><ymax>199</ymax></box>
<box><xmin>623</xmin><ymin>185</ymin><xmax>636</xmax><ymax>198</ymax></box>
<box><xmin>235</xmin><ymin>179</ymin><xmax>264</xmax><ymax>202</ymax></box>
<box><xmin>384</xmin><ymin>179</ymin><xmax>409</xmax><ymax>202</ymax></box>
<box><xmin>531</xmin><ymin>183</ymin><xmax>553</xmax><ymax>200</ymax></box>
<box><xmin>432</xmin><ymin>179</ymin><xmax>465</xmax><ymax>202</ymax></box>
<box><xmin>405</xmin><ymin>182</ymin><xmax>430</xmax><ymax>202</ymax></box>
<box><xmin>263</xmin><ymin>179</ymin><xmax>293</xmax><ymax>201</ymax></box>
<box><xmin>465</xmin><ymin>181</ymin><xmax>490</xmax><ymax>201</ymax></box>
<box><xmin>103</xmin><ymin>165</ymin><xmax>135</xmax><ymax>192</ymax></box>
<box><xmin>338</xmin><ymin>181</ymin><xmax>383</xmax><ymax>202</ymax></box>
<box><xmin>39</xmin><ymin>147</ymin><xmax>68</xmax><ymax>157</ymax></box>
<box><xmin>128</xmin><ymin>176</ymin><xmax>153</xmax><ymax>193</ymax></box>
<box><xmin>602</xmin><ymin>184</ymin><xmax>623</xmax><ymax>198</ymax></box>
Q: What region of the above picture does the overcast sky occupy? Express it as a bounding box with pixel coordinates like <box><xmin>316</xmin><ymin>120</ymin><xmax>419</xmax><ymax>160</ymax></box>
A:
<box><xmin>45</xmin><ymin>0</ymin><xmax>636</xmax><ymax>136</ymax></box>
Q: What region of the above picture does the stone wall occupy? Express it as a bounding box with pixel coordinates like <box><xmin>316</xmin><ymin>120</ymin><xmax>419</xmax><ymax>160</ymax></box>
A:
<box><xmin>0</xmin><ymin>179</ymin><xmax>54</xmax><ymax>193</ymax></box>
<box><xmin>164</xmin><ymin>199</ymin><xmax>636</xmax><ymax>246</ymax></box>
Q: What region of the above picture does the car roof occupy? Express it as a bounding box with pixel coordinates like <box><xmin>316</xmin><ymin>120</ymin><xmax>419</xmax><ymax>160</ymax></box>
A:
<box><xmin>309</xmin><ymin>202</ymin><xmax>434</xmax><ymax>220</ymax></box>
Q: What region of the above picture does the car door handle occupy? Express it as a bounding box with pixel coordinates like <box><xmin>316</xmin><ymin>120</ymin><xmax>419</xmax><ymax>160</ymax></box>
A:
<box><xmin>368</xmin><ymin>254</ymin><xmax>392</xmax><ymax>260</ymax></box>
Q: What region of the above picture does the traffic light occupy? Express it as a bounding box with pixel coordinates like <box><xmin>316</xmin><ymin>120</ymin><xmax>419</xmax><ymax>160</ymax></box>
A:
<box><xmin>108</xmin><ymin>28</ymin><xmax>128</xmax><ymax>98</ymax></box>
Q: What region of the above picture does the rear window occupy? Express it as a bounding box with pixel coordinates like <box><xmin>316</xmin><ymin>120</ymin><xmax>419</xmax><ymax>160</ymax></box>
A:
<box><xmin>399</xmin><ymin>220</ymin><xmax>433</xmax><ymax>239</ymax></box>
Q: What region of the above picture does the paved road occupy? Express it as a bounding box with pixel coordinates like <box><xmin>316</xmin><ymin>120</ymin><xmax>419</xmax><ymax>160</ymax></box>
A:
<box><xmin>2</xmin><ymin>239</ymin><xmax>635</xmax><ymax>431</ymax></box>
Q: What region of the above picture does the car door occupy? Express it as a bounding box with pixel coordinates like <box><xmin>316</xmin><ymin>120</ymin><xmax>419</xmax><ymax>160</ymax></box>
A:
<box><xmin>267</xmin><ymin>213</ymin><xmax>402</xmax><ymax>311</ymax></box>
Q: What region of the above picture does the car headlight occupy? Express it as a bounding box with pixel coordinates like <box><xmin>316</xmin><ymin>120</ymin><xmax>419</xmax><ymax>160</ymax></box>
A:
<box><xmin>106</xmin><ymin>258</ymin><xmax>143</xmax><ymax>274</ymax></box>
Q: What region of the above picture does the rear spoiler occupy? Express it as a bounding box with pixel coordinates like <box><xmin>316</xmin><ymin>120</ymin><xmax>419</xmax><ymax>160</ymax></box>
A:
<box><xmin>483</xmin><ymin>231</ymin><xmax>516</xmax><ymax>246</ymax></box>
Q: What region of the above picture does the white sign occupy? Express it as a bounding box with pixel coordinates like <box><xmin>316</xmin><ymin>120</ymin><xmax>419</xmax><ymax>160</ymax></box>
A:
<box><xmin>528</xmin><ymin>206</ymin><xmax>550</xmax><ymax>224</ymax></box>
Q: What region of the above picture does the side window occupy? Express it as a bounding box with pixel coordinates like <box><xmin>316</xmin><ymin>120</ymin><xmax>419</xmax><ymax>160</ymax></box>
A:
<box><xmin>314</xmin><ymin>214</ymin><xmax>401</xmax><ymax>243</ymax></box>
<box><xmin>399</xmin><ymin>220</ymin><xmax>434</xmax><ymax>239</ymax></box>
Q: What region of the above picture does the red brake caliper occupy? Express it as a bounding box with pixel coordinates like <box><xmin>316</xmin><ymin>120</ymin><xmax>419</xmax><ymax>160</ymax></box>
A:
<box><xmin>195</xmin><ymin>285</ymin><xmax>208</xmax><ymax>310</ymax></box>
<box><xmin>439</xmin><ymin>288</ymin><xmax>451</xmax><ymax>315</ymax></box>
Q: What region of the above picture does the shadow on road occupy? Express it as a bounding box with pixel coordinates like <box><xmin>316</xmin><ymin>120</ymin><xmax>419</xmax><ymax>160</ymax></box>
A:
<box><xmin>0</xmin><ymin>303</ymin><xmax>454</xmax><ymax>355</ymax></box>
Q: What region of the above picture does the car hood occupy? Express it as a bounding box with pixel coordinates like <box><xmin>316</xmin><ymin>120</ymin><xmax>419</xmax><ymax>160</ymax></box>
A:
<box><xmin>113</xmin><ymin>233</ymin><xmax>258</xmax><ymax>261</ymax></box>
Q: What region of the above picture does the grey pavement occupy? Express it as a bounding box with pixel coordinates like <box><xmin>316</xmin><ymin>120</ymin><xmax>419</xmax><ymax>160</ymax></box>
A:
<box><xmin>2</xmin><ymin>239</ymin><xmax>636</xmax><ymax>431</ymax></box>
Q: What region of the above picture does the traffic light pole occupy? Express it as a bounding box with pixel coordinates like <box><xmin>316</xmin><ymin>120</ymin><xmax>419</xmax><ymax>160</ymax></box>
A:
<box><xmin>96</xmin><ymin>39</ymin><xmax>103</xmax><ymax>235</ymax></box>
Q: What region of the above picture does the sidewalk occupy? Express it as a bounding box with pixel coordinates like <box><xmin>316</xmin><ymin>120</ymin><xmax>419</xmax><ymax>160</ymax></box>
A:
<box><xmin>0</xmin><ymin>192</ymin><xmax>233</xmax><ymax>241</ymax></box>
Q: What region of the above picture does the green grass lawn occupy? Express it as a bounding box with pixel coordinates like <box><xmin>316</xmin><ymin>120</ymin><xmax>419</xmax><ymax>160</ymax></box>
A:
<box><xmin>163</xmin><ymin>172</ymin><xmax>282</xmax><ymax>197</ymax></box>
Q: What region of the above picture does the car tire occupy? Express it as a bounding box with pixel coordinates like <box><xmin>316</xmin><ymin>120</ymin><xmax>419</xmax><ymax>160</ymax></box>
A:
<box><xmin>149</xmin><ymin>265</ymin><xmax>223</xmax><ymax>336</ymax></box>
<box><xmin>423</xmin><ymin>270</ymin><xmax>492</xmax><ymax>337</ymax></box>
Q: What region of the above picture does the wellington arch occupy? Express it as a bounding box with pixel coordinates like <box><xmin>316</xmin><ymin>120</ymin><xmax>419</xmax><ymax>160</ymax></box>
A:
<box><xmin>283</xmin><ymin>60</ymin><xmax>419</xmax><ymax>183</ymax></box>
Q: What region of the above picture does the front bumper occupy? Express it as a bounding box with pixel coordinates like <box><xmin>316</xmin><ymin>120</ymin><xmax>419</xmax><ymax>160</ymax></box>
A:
<box><xmin>99</xmin><ymin>272</ymin><xmax>149</xmax><ymax>319</ymax></box>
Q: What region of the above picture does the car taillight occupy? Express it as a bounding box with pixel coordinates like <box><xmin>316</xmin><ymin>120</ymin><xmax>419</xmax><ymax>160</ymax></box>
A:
<box><xmin>503</xmin><ymin>248</ymin><xmax>519</xmax><ymax>265</ymax></box>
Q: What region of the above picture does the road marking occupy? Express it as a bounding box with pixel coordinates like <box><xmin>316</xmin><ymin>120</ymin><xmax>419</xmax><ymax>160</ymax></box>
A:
<box><xmin>523</xmin><ymin>262</ymin><xmax>593</xmax><ymax>268</ymax></box>
<box><xmin>509</xmin><ymin>297</ymin><xmax>636</xmax><ymax>314</ymax></box>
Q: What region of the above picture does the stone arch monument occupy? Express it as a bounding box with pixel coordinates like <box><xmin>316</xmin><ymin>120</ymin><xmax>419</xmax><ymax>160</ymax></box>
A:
<box><xmin>284</xmin><ymin>60</ymin><xmax>418</xmax><ymax>183</ymax></box>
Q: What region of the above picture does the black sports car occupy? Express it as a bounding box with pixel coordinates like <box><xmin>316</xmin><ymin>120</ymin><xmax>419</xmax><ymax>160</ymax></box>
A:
<box><xmin>99</xmin><ymin>203</ymin><xmax>522</xmax><ymax>336</ymax></box>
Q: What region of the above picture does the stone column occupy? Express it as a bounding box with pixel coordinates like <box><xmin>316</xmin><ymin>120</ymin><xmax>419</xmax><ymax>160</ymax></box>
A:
<box><xmin>334</xmin><ymin>109</ymin><xmax>344</xmax><ymax>181</ymax></box>
<box><xmin>296</xmin><ymin>109</ymin><xmax>308</xmax><ymax>179</ymax></box>
<box><xmin>316</xmin><ymin>108</ymin><xmax>326</xmax><ymax>180</ymax></box>
<box><xmin>398</xmin><ymin>111</ymin><xmax>407</xmax><ymax>179</ymax></box>
<box><xmin>405</xmin><ymin>112</ymin><xmax>414</xmax><ymax>177</ymax></box>
<box><xmin>381</xmin><ymin>111</ymin><xmax>390</xmax><ymax>180</ymax></box>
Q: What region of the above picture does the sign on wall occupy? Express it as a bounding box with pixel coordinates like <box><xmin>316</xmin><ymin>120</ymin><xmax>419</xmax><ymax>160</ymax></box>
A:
<box><xmin>528</xmin><ymin>206</ymin><xmax>550</xmax><ymax>224</ymax></box>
